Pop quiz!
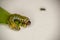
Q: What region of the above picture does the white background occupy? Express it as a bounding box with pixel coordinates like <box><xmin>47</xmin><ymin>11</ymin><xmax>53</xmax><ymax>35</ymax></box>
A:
<box><xmin>0</xmin><ymin>0</ymin><xmax>59</xmax><ymax>40</ymax></box>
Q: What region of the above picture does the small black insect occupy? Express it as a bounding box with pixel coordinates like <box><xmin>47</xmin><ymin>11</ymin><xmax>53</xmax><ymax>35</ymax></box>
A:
<box><xmin>40</xmin><ymin>8</ymin><xmax>46</xmax><ymax>11</ymax></box>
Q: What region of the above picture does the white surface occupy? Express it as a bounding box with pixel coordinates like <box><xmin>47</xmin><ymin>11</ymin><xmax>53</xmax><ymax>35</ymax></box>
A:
<box><xmin>0</xmin><ymin>0</ymin><xmax>59</xmax><ymax>40</ymax></box>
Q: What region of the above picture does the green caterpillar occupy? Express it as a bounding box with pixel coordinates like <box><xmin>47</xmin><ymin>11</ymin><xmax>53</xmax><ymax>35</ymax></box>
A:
<box><xmin>0</xmin><ymin>7</ymin><xmax>31</xmax><ymax>31</ymax></box>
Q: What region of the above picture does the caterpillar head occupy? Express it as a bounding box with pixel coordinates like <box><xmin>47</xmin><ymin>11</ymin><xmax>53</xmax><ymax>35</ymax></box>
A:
<box><xmin>8</xmin><ymin>14</ymin><xmax>31</xmax><ymax>31</ymax></box>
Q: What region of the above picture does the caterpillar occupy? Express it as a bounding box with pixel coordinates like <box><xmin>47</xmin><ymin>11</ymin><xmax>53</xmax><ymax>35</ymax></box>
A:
<box><xmin>8</xmin><ymin>14</ymin><xmax>31</xmax><ymax>31</ymax></box>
